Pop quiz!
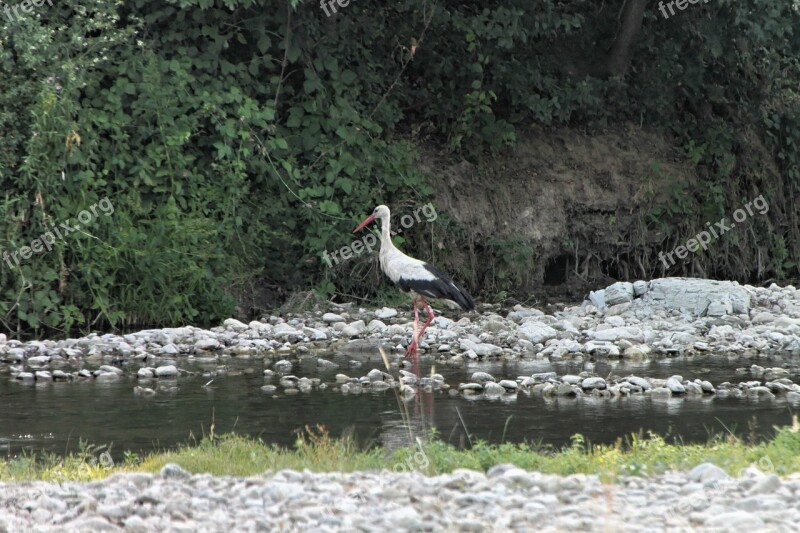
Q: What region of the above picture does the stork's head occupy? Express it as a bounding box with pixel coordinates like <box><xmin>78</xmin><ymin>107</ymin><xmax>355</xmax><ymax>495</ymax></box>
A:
<box><xmin>353</xmin><ymin>205</ymin><xmax>390</xmax><ymax>233</ymax></box>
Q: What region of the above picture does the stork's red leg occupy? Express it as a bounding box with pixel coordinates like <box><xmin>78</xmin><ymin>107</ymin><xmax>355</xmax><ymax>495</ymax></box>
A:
<box><xmin>406</xmin><ymin>297</ymin><xmax>435</xmax><ymax>362</ymax></box>
<box><xmin>406</xmin><ymin>297</ymin><xmax>420</xmax><ymax>359</ymax></box>
<box><xmin>417</xmin><ymin>298</ymin><xmax>435</xmax><ymax>340</ymax></box>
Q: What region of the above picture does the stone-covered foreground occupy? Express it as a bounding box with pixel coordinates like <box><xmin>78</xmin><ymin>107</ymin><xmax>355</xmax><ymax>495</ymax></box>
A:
<box><xmin>1</xmin><ymin>463</ymin><xmax>797</xmax><ymax>532</ymax></box>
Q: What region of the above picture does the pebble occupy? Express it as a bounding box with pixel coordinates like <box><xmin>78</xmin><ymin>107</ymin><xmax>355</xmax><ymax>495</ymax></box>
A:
<box><xmin>374</xmin><ymin>307</ymin><xmax>398</xmax><ymax>319</ymax></box>
<box><xmin>666</xmin><ymin>376</ymin><xmax>685</xmax><ymax>394</ymax></box>
<box><xmin>498</xmin><ymin>379</ymin><xmax>518</xmax><ymax>390</ymax></box>
<box><xmin>470</xmin><ymin>372</ymin><xmax>495</xmax><ymax>384</ymax></box>
<box><xmin>195</xmin><ymin>338</ymin><xmax>221</xmax><ymax>350</ymax></box>
<box><xmin>154</xmin><ymin>365</ymin><xmax>178</xmax><ymax>378</ymax></box>
<box><xmin>581</xmin><ymin>377</ymin><xmax>606</xmax><ymax>390</ymax></box>
<box><xmin>483</xmin><ymin>382</ymin><xmax>506</xmax><ymax>396</ymax></box>
<box><xmin>689</xmin><ymin>463</ymin><xmax>730</xmax><ymax>484</ymax></box>
<box><xmin>556</xmin><ymin>383</ymin><xmax>576</xmax><ymax>396</ymax></box>
<box><xmin>322</xmin><ymin>313</ymin><xmax>345</xmax><ymax>323</ymax></box>
<box><xmin>274</xmin><ymin>360</ymin><xmax>293</xmax><ymax>373</ymax></box>
<box><xmin>342</xmin><ymin>320</ymin><xmax>366</xmax><ymax>338</ymax></box>
<box><xmin>748</xmin><ymin>474</ymin><xmax>781</xmax><ymax>495</ymax></box>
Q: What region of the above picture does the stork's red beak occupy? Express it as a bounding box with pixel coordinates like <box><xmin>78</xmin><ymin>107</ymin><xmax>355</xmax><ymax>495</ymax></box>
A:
<box><xmin>353</xmin><ymin>213</ymin><xmax>377</xmax><ymax>233</ymax></box>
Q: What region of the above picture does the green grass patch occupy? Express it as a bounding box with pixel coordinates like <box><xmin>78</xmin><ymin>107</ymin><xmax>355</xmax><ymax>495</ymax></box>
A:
<box><xmin>2</xmin><ymin>420</ymin><xmax>799</xmax><ymax>483</ymax></box>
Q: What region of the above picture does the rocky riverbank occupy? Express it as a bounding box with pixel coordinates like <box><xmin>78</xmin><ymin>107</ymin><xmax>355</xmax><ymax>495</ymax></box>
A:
<box><xmin>2</xmin><ymin>278</ymin><xmax>799</xmax><ymax>398</ymax></box>
<box><xmin>1</xmin><ymin>462</ymin><xmax>797</xmax><ymax>532</ymax></box>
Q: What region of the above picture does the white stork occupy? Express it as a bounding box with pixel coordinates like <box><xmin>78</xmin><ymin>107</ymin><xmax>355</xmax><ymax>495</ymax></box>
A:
<box><xmin>353</xmin><ymin>205</ymin><xmax>475</xmax><ymax>362</ymax></box>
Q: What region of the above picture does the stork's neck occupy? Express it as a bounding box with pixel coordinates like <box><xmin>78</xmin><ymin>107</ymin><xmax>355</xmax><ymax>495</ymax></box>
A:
<box><xmin>378</xmin><ymin>214</ymin><xmax>397</xmax><ymax>253</ymax></box>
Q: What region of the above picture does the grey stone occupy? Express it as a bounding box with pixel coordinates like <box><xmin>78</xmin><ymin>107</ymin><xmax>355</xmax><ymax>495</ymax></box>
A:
<box><xmin>518</xmin><ymin>322</ymin><xmax>558</xmax><ymax>343</ymax></box>
<box><xmin>626</xmin><ymin>376</ymin><xmax>651</xmax><ymax>390</ymax></box>
<box><xmin>498</xmin><ymin>379</ymin><xmax>518</xmax><ymax>390</ymax></box>
<box><xmin>460</xmin><ymin>339</ymin><xmax>503</xmax><ymax>357</ymax></box>
<box><xmin>633</xmin><ymin>280</ymin><xmax>649</xmax><ymax>296</ymax></box>
<box><xmin>556</xmin><ymin>383</ymin><xmax>577</xmax><ymax>396</ymax></box>
<box><xmin>700</xmin><ymin>380</ymin><xmax>715</xmax><ymax>393</ymax></box>
<box><xmin>27</xmin><ymin>355</ymin><xmax>50</xmax><ymax>366</ymax></box>
<box><xmin>746</xmin><ymin>386</ymin><xmax>775</xmax><ymax>399</ymax></box>
<box><xmin>604</xmin><ymin>282</ymin><xmax>635</xmax><ymax>306</ymax></box>
<box><xmin>666</xmin><ymin>377</ymin><xmax>685</xmax><ymax>394</ymax></box>
<box><xmin>588</xmin><ymin>289</ymin><xmax>606</xmax><ymax>310</ymax></box>
<box><xmin>322</xmin><ymin>313</ymin><xmax>345</xmax><ymax>323</ymax></box>
<box><xmin>483</xmin><ymin>382</ymin><xmax>506</xmax><ymax>396</ymax></box>
<box><xmin>470</xmin><ymin>371</ymin><xmax>495</xmax><ymax>384</ymax></box>
<box><xmin>581</xmin><ymin>377</ymin><xmax>606</xmax><ymax>390</ymax></box>
<box><xmin>160</xmin><ymin>343</ymin><xmax>180</xmax><ymax>355</ymax></box>
<box><xmin>366</xmin><ymin>368</ymin><xmax>386</xmax><ymax>381</ymax></box>
<box><xmin>279</xmin><ymin>376</ymin><xmax>298</xmax><ymax>388</ymax></box>
<box><xmin>155</xmin><ymin>365</ymin><xmax>178</xmax><ymax>378</ymax></box>
<box><xmin>160</xmin><ymin>463</ymin><xmax>190</xmax><ymax>479</ymax></box>
<box><xmin>316</xmin><ymin>358</ymin><xmax>338</xmax><ymax>370</ymax></box>
<box><xmin>302</xmin><ymin>327</ymin><xmax>328</xmax><ymax>340</ymax></box>
<box><xmin>274</xmin><ymin>360</ymin><xmax>293</xmax><ymax>373</ymax></box>
<box><xmin>747</xmin><ymin>474</ymin><xmax>781</xmax><ymax>495</ymax></box>
<box><xmin>342</xmin><ymin>320</ymin><xmax>366</xmax><ymax>338</ymax></box>
<box><xmin>195</xmin><ymin>337</ymin><xmax>222</xmax><ymax>350</ymax></box>
<box><xmin>591</xmin><ymin>326</ymin><xmax>644</xmax><ymax>342</ymax></box>
<box><xmin>688</xmin><ymin>463</ymin><xmax>730</xmax><ymax>484</ymax></box>
<box><xmin>645</xmin><ymin>277</ymin><xmax>750</xmax><ymax>316</ymax></box>
<box><xmin>223</xmin><ymin>318</ymin><xmax>248</xmax><ymax>331</ymax></box>
<box><xmin>374</xmin><ymin>307</ymin><xmax>398</xmax><ymax>319</ymax></box>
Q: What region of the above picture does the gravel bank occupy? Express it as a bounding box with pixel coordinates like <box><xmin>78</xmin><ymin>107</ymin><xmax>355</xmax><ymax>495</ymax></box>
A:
<box><xmin>1</xmin><ymin>463</ymin><xmax>797</xmax><ymax>532</ymax></box>
<box><xmin>2</xmin><ymin>278</ymin><xmax>799</xmax><ymax>376</ymax></box>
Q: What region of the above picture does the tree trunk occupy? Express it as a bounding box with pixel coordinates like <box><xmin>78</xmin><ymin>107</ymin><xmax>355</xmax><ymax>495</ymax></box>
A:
<box><xmin>606</xmin><ymin>0</ymin><xmax>648</xmax><ymax>77</ymax></box>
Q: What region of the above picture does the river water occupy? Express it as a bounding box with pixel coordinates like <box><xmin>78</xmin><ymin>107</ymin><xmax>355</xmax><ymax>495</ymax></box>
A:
<box><xmin>1</xmin><ymin>352</ymin><xmax>796</xmax><ymax>460</ymax></box>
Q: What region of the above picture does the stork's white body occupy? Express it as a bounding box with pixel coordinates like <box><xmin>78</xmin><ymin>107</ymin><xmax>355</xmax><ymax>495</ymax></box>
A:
<box><xmin>373</xmin><ymin>207</ymin><xmax>473</xmax><ymax>311</ymax></box>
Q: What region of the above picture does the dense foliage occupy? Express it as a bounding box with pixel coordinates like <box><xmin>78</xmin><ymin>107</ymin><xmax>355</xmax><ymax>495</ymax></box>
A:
<box><xmin>1</xmin><ymin>0</ymin><xmax>798</xmax><ymax>336</ymax></box>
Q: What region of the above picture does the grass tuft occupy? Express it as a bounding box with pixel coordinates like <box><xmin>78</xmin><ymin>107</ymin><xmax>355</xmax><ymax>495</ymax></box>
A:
<box><xmin>2</xmin><ymin>417</ymin><xmax>799</xmax><ymax>483</ymax></box>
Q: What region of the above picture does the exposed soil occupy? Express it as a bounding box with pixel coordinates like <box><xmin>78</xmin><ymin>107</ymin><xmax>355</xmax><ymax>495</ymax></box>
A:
<box><xmin>420</xmin><ymin>124</ymin><xmax>698</xmax><ymax>301</ymax></box>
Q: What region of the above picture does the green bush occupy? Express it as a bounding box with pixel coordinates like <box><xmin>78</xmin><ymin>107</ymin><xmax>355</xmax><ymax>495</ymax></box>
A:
<box><xmin>1</xmin><ymin>1</ymin><xmax>798</xmax><ymax>336</ymax></box>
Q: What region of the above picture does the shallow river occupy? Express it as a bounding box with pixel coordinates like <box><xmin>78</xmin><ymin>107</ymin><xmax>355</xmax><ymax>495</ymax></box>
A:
<box><xmin>1</xmin><ymin>352</ymin><xmax>796</xmax><ymax>460</ymax></box>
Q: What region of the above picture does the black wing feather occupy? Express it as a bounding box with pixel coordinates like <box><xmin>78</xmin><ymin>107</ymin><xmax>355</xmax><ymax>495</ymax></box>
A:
<box><xmin>397</xmin><ymin>263</ymin><xmax>475</xmax><ymax>311</ymax></box>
